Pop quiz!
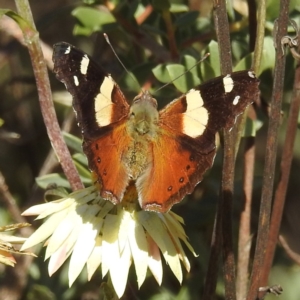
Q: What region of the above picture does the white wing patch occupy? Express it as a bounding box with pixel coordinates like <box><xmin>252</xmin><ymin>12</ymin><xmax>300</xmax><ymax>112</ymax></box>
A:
<box><xmin>248</xmin><ymin>71</ymin><xmax>255</xmax><ymax>78</ymax></box>
<box><xmin>183</xmin><ymin>89</ymin><xmax>209</xmax><ymax>138</ymax></box>
<box><xmin>64</xmin><ymin>46</ymin><xmax>71</xmax><ymax>54</ymax></box>
<box><xmin>233</xmin><ymin>95</ymin><xmax>240</xmax><ymax>105</ymax></box>
<box><xmin>94</xmin><ymin>76</ymin><xmax>115</xmax><ymax>126</ymax></box>
<box><xmin>223</xmin><ymin>74</ymin><xmax>234</xmax><ymax>93</ymax></box>
<box><xmin>80</xmin><ymin>54</ymin><xmax>89</xmax><ymax>75</ymax></box>
<box><xmin>73</xmin><ymin>75</ymin><xmax>79</xmax><ymax>86</ymax></box>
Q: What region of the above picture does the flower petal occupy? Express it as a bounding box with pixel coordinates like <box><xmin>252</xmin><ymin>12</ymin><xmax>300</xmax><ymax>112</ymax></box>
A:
<box><xmin>161</xmin><ymin>214</ymin><xmax>194</xmax><ymax>271</ymax></box>
<box><xmin>68</xmin><ymin>219</ymin><xmax>98</xmax><ymax>286</ymax></box>
<box><xmin>97</xmin><ymin>201</ymin><xmax>115</xmax><ymax>218</ymax></box>
<box><xmin>110</xmin><ymin>240</ymin><xmax>131</xmax><ymax>298</ymax></box>
<box><xmin>44</xmin><ymin>208</ymin><xmax>77</xmax><ymax>259</ymax></box>
<box><xmin>48</xmin><ymin>242</ymin><xmax>71</xmax><ymax>276</ymax></box>
<box><xmin>102</xmin><ymin>214</ymin><xmax>121</xmax><ymax>277</ymax></box>
<box><xmin>118</xmin><ymin>210</ymin><xmax>130</xmax><ymax>253</ymax></box>
<box><xmin>48</xmin><ymin>219</ymin><xmax>82</xmax><ymax>276</ymax></box>
<box><xmin>129</xmin><ymin>214</ymin><xmax>148</xmax><ymax>288</ymax></box>
<box><xmin>36</xmin><ymin>198</ymin><xmax>75</xmax><ymax>220</ymax></box>
<box><xmin>137</xmin><ymin>211</ymin><xmax>182</xmax><ymax>283</ymax></box>
<box><xmin>21</xmin><ymin>209</ymin><xmax>69</xmax><ymax>251</ymax></box>
<box><xmin>163</xmin><ymin>212</ymin><xmax>186</xmax><ymax>239</ymax></box>
<box><xmin>0</xmin><ymin>233</ymin><xmax>26</xmax><ymax>243</ymax></box>
<box><xmin>146</xmin><ymin>233</ymin><xmax>162</xmax><ymax>285</ymax></box>
<box><xmin>21</xmin><ymin>202</ymin><xmax>62</xmax><ymax>217</ymax></box>
<box><xmin>86</xmin><ymin>234</ymin><xmax>102</xmax><ymax>280</ymax></box>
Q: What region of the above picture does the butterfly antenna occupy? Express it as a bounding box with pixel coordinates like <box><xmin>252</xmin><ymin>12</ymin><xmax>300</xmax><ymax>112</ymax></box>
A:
<box><xmin>103</xmin><ymin>33</ymin><xmax>142</xmax><ymax>91</ymax></box>
<box><xmin>154</xmin><ymin>52</ymin><xmax>210</xmax><ymax>93</ymax></box>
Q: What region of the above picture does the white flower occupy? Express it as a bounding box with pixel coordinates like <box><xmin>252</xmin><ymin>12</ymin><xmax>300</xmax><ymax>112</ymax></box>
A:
<box><xmin>21</xmin><ymin>186</ymin><xmax>196</xmax><ymax>298</ymax></box>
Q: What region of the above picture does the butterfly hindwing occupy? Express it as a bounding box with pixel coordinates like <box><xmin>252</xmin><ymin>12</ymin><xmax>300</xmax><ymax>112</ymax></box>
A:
<box><xmin>84</xmin><ymin>121</ymin><xmax>131</xmax><ymax>204</ymax></box>
<box><xmin>137</xmin><ymin>132</ymin><xmax>215</xmax><ymax>212</ymax></box>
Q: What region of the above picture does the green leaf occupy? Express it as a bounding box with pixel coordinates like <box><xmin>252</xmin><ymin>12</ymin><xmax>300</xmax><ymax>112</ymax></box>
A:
<box><xmin>234</xmin><ymin>37</ymin><xmax>275</xmax><ymax>75</ymax></box>
<box><xmin>226</xmin><ymin>0</ymin><xmax>235</xmax><ymax>20</ymax></box>
<box><xmin>73</xmin><ymin>161</ymin><xmax>92</xmax><ymax>184</ymax></box>
<box><xmin>152</xmin><ymin>64</ymin><xmax>172</xmax><ymax>84</ymax></box>
<box><xmin>166</xmin><ymin>64</ymin><xmax>187</xmax><ymax>92</ymax></box>
<box><xmin>36</xmin><ymin>174</ymin><xmax>71</xmax><ymax>189</ymax></box>
<box><xmin>44</xmin><ymin>187</ymin><xmax>69</xmax><ymax>202</ymax></box>
<box><xmin>73</xmin><ymin>153</ymin><xmax>88</xmax><ymax>167</ymax></box>
<box><xmin>259</xmin><ymin>36</ymin><xmax>276</xmax><ymax>74</ymax></box>
<box><xmin>181</xmin><ymin>55</ymin><xmax>201</xmax><ymax>86</ymax></box>
<box><xmin>169</xmin><ymin>4</ymin><xmax>189</xmax><ymax>13</ymax></box>
<box><xmin>63</xmin><ymin>132</ymin><xmax>83</xmax><ymax>154</ymax></box>
<box><xmin>201</xmin><ymin>40</ymin><xmax>220</xmax><ymax>81</ymax></box>
<box><xmin>0</xmin><ymin>9</ymin><xmax>33</xmax><ymax>32</ymax></box>
<box><xmin>72</xmin><ymin>7</ymin><xmax>116</xmax><ymax>36</ymax></box>
<box><xmin>233</xmin><ymin>52</ymin><xmax>255</xmax><ymax>72</ymax></box>
<box><xmin>36</xmin><ymin>169</ymin><xmax>91</xmax><ymax>190</ymax></box>
<box><xmin>153</xmin><ymin>57</ymin><xmax>201</xmax><ymax>93</ymax></box>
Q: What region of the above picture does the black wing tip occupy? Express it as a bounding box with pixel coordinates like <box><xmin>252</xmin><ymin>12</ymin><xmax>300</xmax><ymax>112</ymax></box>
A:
<box><xmin>53</xmin><ymin>41</ymin><xmax>71</xmax><ymax>50</ymax></box>
<box><xmin>52</xmin><ymin>42</ymin><xmax>75</xmax><ymax>64</ymax></box>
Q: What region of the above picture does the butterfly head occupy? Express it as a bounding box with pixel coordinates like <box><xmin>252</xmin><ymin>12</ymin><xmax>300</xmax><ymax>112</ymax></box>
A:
<box><xmin>128</xmin><ymin>91</ymin><xmax>159</xmax><ymax>136</ymax></box>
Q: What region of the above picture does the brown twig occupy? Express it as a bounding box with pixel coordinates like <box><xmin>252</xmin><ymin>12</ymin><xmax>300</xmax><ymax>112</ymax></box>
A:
<box><xmin>14</xmin><ymin>0</ymin><xmax>84</xmax><ymax>191</ymax></box>
<box><xmin>214</xmin><ymin>0</ymin><xmax>237</xmax><ymax>298</ymax></box>
<box><xmin>161</xmin><ymin>9</ymin><xmax>179</xmax><ymax>60</ymax></box>
<box><xmin>260</xmin><ymin>24</ymin><xmax>300</xmax><ymax>286</ymax></box>
<box><xmin>236</xmin><ymin>0</ymin><xmax>264</xmax><ymax>298</ymax></box>
<box><xmin>0</xmin><ymin>171</ymin><xmax>27</xmax><ymax>224</ymax></box>
<box><xmin>247</xmin><ymin>0</ymin><xmax>258</xmax><ymax>51</ymax></box>
<box><xmin>246</xmin><ymin>0</ymin><xmax>290</xmax><ymax>299</ymax></box>
<box><xmin>236</xmin><ymin>137</ymin><xmax>255</xmax><ymax>300</ymax></box>
<box><xmin>202</xmin><ymin>1</ymin><xmax>237</xmax><ymax>299</ymax></box>
<box><xmin>202</xmin><ymin>205</ymin><xmax>222</xmax><ymax>299</ymax></box>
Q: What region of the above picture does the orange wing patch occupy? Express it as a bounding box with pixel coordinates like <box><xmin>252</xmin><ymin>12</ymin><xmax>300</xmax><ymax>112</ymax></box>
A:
<box><xmin>83</xmin><ymin>122</ymin><xmax>131</xmax><ymax>204</ymax></box>
<box><xmin>136</xmin><ymin>133</ymin><xmax>215</xmax><ymax>212</ymax></box>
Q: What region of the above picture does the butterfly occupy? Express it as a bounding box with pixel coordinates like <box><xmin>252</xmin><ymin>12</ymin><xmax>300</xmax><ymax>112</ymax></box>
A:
<box><xmin>53</xmin><ymin>42</ymin><xmax>260</xmax><ymax>213</ymax></box>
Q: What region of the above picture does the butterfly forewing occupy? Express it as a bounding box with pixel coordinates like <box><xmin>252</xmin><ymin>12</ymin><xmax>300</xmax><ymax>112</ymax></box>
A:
<box><xmin>53</xmin><ymin>42</ymin><xmax>130</xmax><ymax>139</ymax></box>
<box><xmin>160</xmin><ymin>71</ymin><xmax>259</xmax><ymax>150</ymax></box>
<box><xmin>198</xmin><ymin>71</ymin><xmax>259</xmax><ymax>132</ymax></box>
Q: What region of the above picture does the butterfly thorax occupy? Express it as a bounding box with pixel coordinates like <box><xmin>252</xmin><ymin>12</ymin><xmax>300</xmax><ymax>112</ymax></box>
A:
<box><xmin>127</xmin><ymin>91</ymin><xmax>159</xmax><ymax>136</ymax></box>
<box><xmin>124</xmin><ymin>91</ymin><xmax>159</xmax><ymax>180</ymax></box>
